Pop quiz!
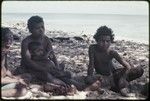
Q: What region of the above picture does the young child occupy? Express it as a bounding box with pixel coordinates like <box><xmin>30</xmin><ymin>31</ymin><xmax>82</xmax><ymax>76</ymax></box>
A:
<box><xmin>1</xmin><ymin>27</ymin><xmax>30</xmax><ymax>97</ymax></box>
<box><xmin>28</xmin><ymin>42</ymin><xmax>45</xmax><ymax>61</ymax></box>
<box><xmin>28</xmin><ymin>41</ymin><xmax>71</xmax><ymax>79</ymax></box>
<box><xmin>87</xmin><ymin>26</ymin><xmax>144</xmax><ymax>96</ymax></box>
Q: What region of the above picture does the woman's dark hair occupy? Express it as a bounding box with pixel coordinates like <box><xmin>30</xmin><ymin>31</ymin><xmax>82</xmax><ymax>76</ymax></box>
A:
<box><xmin>1</xmin><ymin>27</ymin><xmax>13</xmax><ymax>42</ymax></box>
<box><xmin>27</xmin><ymin>15</ymin><xmax>44</xmax><ymax>33</ymax></box>
<box><xmin>93</xmin><ymin>26</ymin><xmax>114</xmax><ymax>42</ymax></box>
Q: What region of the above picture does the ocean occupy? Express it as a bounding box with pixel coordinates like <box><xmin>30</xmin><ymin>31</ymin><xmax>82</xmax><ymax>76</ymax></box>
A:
<box><xmin>2</xmin><ymin>13</ymin><xmax>149</xmax><ymax>44</ymax></box>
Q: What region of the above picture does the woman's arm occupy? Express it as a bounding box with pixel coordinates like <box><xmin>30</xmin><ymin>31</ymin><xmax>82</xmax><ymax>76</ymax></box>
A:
<box><xmin>2</xmin><ymin>76</ymin><xmax>27</xmax><ymax>86</ymax></box>
<box><xmin>46</xmin><ymin>38</ymin><xmax>59</xmax><ymax>69</ymax></box>
<box><xmin>1</xmin><ymin>76</ymin><xmax>19</xmax><ymax>84</ymax></box>
<box><xmin>87</xmin><ymin>45</ymin><xmax>95</xmax><ymax>76</ymax></box>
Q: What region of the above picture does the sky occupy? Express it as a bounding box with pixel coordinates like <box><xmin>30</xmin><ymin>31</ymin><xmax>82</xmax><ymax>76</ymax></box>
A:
<box><xmin>2</xmin><ymin>1</ymin><xmax>149</xmax><ymax>15</ymax></box>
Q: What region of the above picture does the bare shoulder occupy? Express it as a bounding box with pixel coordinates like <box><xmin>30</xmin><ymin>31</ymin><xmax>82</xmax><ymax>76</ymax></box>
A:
<box><xmin>109</xmin><ymin>49</ymin><xmax>119</xmax><ymax>57</ymax></box>
<box><xmin>21</xmin><ymin>35</ymin><xmax>31</xmax><ymax>45</ymax></box>
<box><xmin>43</xmin><ymin>35</ymin><xmax>52</xmax><ymax>43</ymax></box>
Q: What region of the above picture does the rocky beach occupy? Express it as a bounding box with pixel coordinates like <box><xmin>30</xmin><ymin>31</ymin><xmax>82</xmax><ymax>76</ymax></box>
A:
<box><xmin>2</xmin><ymin>22</ymin><xmax>149</xmax><ymax>100</ymax></box>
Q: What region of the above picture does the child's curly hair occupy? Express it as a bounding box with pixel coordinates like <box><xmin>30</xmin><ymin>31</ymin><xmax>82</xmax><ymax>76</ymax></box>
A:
<box><xmin>27</xmin><ymin>15</ymin><xmax>44</xmax><ymax>33</ymax></box>
<box><xmin>93</xmin><ymin>26</ymin><xmax>114</xmax><ymax>42</ymax></box>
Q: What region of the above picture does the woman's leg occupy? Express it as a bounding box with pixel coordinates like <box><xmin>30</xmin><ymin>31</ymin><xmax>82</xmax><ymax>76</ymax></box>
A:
<box><xmin>2</xmin><ymin>83</ymin><xmax>27</xmax><ymax>97</ymax></box>
<box><xmin>47</xmin><ymin>73</ymin><xmax>67</xmax><ymax>87</ymax></box>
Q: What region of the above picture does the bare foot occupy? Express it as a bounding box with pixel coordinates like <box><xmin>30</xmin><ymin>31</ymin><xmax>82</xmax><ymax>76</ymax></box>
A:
<box><xmin>67</xmin><ymin>85</ymin><xmax>78</xmax><ymax>96</ymax></box>
<box><xmin>84</xmin><ymin>80</ymin><xmax>101</xmax><ymax>91</ymax></box>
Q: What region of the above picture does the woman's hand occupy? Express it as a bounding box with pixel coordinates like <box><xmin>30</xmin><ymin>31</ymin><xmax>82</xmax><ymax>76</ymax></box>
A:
<box><xmin>6</xmin><ymin>70</ymin><xmax>13</xmax><ymax>77</ymax></box>
<box><xmin>1</xmin><ymin>67</ymin><xmax>7</xmax><ymax>77</ymax></box>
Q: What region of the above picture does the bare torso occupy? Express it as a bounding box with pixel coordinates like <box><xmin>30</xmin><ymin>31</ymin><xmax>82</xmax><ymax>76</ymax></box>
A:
<box><xmin>89</xmin><ymin>44</ymin><xmax>115</xmax><ymax>76</ymax></box>
<box><xmin>21</xmin><ymin>35</ymin><xmax>53</xmax><ymax>71</ymax></box>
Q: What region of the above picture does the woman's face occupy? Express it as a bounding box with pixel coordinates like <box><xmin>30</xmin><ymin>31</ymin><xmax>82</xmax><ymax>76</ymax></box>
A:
<box><xmin>2</xmin><ymin>32</ymin><xmax>13</xmax><ymax>52</ymax></box>
<box><xmin>31</xmin><ymin>22</ymin><xmax>45</xmax><ymax>38</ymax></box>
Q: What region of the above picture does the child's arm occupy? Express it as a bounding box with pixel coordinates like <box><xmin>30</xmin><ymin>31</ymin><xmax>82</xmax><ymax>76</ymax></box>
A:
<box><xmin>111</xmin><ymin>50</ymin><xmax>131</xmax><ymax>70</ymax></box>
<box><xmin>87</xmin><ymin>45</ymin><xmax>95</xmax><ymax>76</ymax></box>
<box><xmin>46</xmin><ymin>37</ymin><xmax>59</xmax><ymax>69</ymax></box>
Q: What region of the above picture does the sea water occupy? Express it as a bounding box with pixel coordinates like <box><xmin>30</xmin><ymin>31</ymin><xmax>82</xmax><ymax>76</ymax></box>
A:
<box><xmin>2</xmin><ymin>13</ymin><xmax>149</xmax><ymax>44</ymax></box>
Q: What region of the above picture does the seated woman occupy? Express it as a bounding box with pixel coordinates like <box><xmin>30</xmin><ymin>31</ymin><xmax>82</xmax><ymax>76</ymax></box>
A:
<box><xmin>1</xmin><ymin>27</ymin><xmax>31</xmax><ymax>97</ymax></box>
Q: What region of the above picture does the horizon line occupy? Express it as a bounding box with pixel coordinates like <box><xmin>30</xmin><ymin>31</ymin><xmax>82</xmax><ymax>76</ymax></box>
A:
<box><xmin>2</xmin><ymin>12</ymin><xmax>148</xmax><ymax>16</ymax></box>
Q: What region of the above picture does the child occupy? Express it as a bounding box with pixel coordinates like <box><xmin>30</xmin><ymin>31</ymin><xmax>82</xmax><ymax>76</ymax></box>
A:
<box><xmin>16</xmin><ymin>16</ymin><xmax>83</xmax><ymax>92</ymax></box>
<box><xmin>87</xmin><ymin>26</ymin><xmax>144</xmax><ymax>96</ymax></box>
<box><xmin>28</xmin><ymin>41</ymin><xmax>71</xmax><ymax>79</ymax></box>
<box><xmin>1</xmin><ymin>27</ymin><xmax>30</xmax><ymax>97</ymax></box>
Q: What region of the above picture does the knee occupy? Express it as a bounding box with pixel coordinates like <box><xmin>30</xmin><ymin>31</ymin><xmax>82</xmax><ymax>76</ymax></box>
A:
<box><xmin>15</xmin><ymin>83</ymin><xmax>27</xmax><ymax>97</ymax></box>
<box><xmin>138</xmin><ymin>67</ymin><xmax>144</xmax><ymax>77</ymax></box>
<box><xmin>126</xmin><ymin>67</ymin><xmax>144</xmax><ymax>82</ymax></box>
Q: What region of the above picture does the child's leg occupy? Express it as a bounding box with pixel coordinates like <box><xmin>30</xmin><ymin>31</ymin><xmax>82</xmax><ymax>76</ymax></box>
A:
<box><xmin>112</xmin><ymin>68</ymin><xmax>133</xmax><ymax>96</ymax></box>
<box><xmin>60</xmin><ymin>78</ymin><xmax>86</xmax><ymax>91</ymax></box>
<box><xmin>47</xmin><ymin>73</ymin><xmax>67</xmax><ymax>87</ymax></box>
<box><xmin>126</xmin><ymin>67</ymin><xmax>144</xmax><ymax>82</ymax></box>
<box><xmin>115</xmin><ymin>67</ymin><xmax>144</xmax><ymax>96</ymax></box>
<box><xmin>111</xmin><ymin>68</ymin><xmax>127</xmax><ymax>92</ymax></box>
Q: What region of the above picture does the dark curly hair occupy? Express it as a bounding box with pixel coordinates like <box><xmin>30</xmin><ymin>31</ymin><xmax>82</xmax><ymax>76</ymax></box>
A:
<box><xmin>93</xmin><ymin>26</ymin><xmax>114</xmax><ymax>42</ymax></box>
<box><xmin>27</xmin><ymin>15</ymin><xmax>44</xmax><ymax>33</ymax></box>
<box><xmin>1</xmin><ymin>27</ymin><xmax>13</xmax><ymax>42</ymax></box>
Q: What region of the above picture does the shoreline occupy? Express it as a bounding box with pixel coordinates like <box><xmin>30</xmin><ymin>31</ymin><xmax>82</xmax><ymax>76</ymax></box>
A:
<box><xmin>2</xmin><ymin>21</ymin><xmax>149</xmax><ymax>45</ymax></box>
<box><xmin>115</xmin><ymin>36</ymin><xmax>149</xmax><ymax>45</ymax></box>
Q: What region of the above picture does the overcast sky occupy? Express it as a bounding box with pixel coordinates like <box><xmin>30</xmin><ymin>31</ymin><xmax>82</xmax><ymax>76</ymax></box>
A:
<box><xmin>2</xmin><ymin>1</ymin><xmax>148</xmax><ymax>15</ymax></box>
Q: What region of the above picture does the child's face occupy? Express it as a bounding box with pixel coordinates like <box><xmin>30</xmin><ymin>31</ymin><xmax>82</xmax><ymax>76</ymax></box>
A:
<box><xmin>34</xmin><ymin>48</ymin><xmax>44</xmax><ymax>56</ymax></box>
<box><xmin>97</xmin><ymin>35</ymin><xmax>111</xmax><ymax>51</ymax></box>
<box><xmin>32</xmin><ymin>46</ymin><xmax>44</xmax><ymax>56</ymax></box>
<box><xmin>2</xmin><ymin>32</ymin><xmax>13</xmax><ymax>52</ymax></box>
<box><xmin>31</xmin><ymin>22</ymin><xmax>45</xmax><ymax>37</ymax></box>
